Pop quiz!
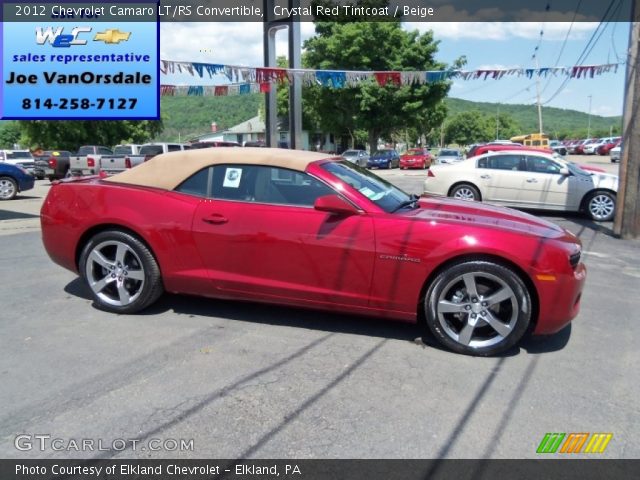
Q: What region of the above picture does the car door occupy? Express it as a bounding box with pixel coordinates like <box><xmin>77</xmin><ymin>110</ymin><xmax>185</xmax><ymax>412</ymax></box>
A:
<box><xmin>190</xmin><ymin>164</ymin><xmax>376</xmax><ymax>307</ymax></box>
<box><xmin>476</xmin><ymin>154</ymin><xmax>526</xmax><ymax>205</ymax></box>
<box><xmin>518</xmin><ymin>155</ymin><xmax>577</xmax><ymax>209</ymax></box>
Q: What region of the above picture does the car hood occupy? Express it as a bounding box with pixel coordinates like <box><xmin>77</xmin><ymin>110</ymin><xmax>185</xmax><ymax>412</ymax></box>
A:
<box><xmin>588</xmin><ymin>172</ymin><xmax>619</xmax><ymax>190</ymax></box>
<box><xmin>411</xmin><ymin>195</ymin><xmax>567</xmax><ymax>238</ymax></box>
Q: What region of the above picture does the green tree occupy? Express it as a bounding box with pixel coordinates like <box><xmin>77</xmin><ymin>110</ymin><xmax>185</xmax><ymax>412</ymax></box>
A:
<box><xmin>444</xmin><ymin>111</ymin><xmax>488</xmax><ymax>146</ymax></box>
<box><xmin>304</xmin><ymin>0</ymin><xmax>456</xmax><ymax>151</ymax></box>
<box><xmin>486</xmin><ymin>112</ymin><xmax>520</xmax><ymax>140</ymax></box>
<box><xmin>0</xmin><ymin>121</ymin><xmax>22</xmax><ymax>148</ymax></box>
<box><xmin>17</xmin><ymin>120</ymin><xmax>163</xmax><ymax>151</ymax></box>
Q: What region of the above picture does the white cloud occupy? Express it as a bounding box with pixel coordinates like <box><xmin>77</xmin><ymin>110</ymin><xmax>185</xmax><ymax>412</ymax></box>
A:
<box><xmin>406</xmin><ymin>22</ymin><xmax>597</xmax><ymax>41</ymax></box>
<box><xmin>159</xmin><ymin>22</ymin><xmax>599</xmax><ymax>70</ymax></box>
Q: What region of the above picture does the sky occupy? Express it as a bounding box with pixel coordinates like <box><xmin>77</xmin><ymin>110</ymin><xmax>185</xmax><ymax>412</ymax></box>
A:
<box><xmin>160</xmin><ymin>21</ymin><xmax>631</xmax><ymax>118</ymax></box>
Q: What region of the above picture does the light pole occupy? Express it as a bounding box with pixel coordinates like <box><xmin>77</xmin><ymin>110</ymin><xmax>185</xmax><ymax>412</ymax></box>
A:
<box><xmin>587</xmin><ymin>95</ymin><xmax>592</xmax><ymax>138</ymax></box>
<box><xmin>496</xmin><ymin>104</ymin><xmax>500</xmax><ymax>139</ymax></box>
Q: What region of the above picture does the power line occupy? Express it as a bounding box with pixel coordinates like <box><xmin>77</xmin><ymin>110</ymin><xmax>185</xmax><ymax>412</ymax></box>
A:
<box><xmin>542</xmin><ymin>0</ymin><xmax>621</xmax><ymax>105</ymax></box>
<box><xmin>539</xmin><ymin>0</ymin><xmax>583</xmax><ymax>96</ymax></box>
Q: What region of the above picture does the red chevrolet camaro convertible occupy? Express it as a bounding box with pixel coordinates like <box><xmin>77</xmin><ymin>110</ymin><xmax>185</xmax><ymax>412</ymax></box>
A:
<box><xmin>41</xmin><ymin>148</ymin><xmax>586</xmax><ymax>355</ymax></box>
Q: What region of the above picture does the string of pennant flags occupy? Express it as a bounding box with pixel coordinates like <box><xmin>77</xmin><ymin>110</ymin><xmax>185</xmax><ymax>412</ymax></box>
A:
<box><xmin>159</xmin><ymin>59</ymin><xmax>623</xmax><ymax>97</ymax></box>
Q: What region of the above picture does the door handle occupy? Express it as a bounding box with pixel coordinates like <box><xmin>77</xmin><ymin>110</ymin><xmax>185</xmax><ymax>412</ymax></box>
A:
<box><xmin>526</xmin><ymin>178</ymin><xmax>538</xmax><ymax>183</ymax></box>
<box><xmin>480</xmin><ymin>174</ymin><xmax>491</xmax><ymax>179</ymax></box>
<box><xmin>202</xmin><ymin>214</ymin><xmax>228</xmax><ymax>225</ymax></box>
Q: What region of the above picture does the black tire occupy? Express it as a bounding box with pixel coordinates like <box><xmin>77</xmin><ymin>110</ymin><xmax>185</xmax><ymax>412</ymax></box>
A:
<box><xmin>79</xmin><ymin>230</ymin><xmax>164</xmax><ymax>313</ymax></box>
<box><xmin>449</xmin><ymin>183</ymin><xmax>481</xmax><ymax>201</ymax></box>
<box><xmin>424</xmin><ymin>260</ymin><xmax>532</xmax><ymax>356</ymax></box>
<box><xmin>585</xmin><ymin>190</ymin><xmax>616</xmax><ymax>222</ymax></box>
<box><xmin>0</xmin><ymin>176</ymin><xmax>18</xmax><ymax>201</ymax></box>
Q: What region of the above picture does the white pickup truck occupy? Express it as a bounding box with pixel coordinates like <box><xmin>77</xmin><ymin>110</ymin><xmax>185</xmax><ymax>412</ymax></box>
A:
<box><xmin>69</xmin><ymin>145</ymin><xmax>115</xmax><ymax>176</ymax></box>
<box><xmin>98</xmin><ymin>143</ymin><xmax>191</xmax><ymax>175</ymax></box>
<box><xmin>98</xmin><ymin>144</ymin><xmax>142</xmax><ymax>175</ymax></box>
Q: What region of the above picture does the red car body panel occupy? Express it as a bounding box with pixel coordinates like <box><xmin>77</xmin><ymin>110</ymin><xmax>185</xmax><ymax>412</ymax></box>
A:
<box><xmin>41</xmin><ymin>160</ymin><xmax>585</xmax><ymax>336</ymax></box>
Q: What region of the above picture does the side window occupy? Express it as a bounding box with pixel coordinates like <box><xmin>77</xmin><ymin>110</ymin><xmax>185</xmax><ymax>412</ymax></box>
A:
<box><xmin>486</xmin><ymin>155</ymin><xmax>524</xmax><ymax>171</ymax></box>
<box><xmin>175</xmin><ymin>167</ymin><xmax>211</xmax><ymax>198</ymax></box>
<box><xmin>526</xmin><ymin>156</ymin><xmax>562</xmax><ymax>174</ymax></box>
<box><xmin>477</xmin><ymin>157</ymin><xmax>488</xmax><ymax>169</ymax></box>
<box><xmin>167</xmin><ymin>144</ymin><xmax>181</xmax><ymax>152</ymax></box>
<box><xmin>211</xmin><ymin>165</ymin><xmax>333</xmax><ymax>207</ymax></box>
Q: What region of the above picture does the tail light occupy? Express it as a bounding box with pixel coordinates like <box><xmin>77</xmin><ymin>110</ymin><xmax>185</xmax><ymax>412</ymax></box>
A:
<box><xmin>428</xmin><ymin>169</ymin><xmax>435</xmax><ymax>177</ymax></box>
<box><xmin>125</xmin><ymin>156</ymin><xmax>132</xmax><ymax>169</ymax></box>
<box><xmin>48</xmin><ymin>156</ymin><xmax>57</xmax><ymax>169</ymax></box>
<box><xmin>87</xmin><ymin>156</ymin><xmax>95</xmax><ymax>167</ymax></box>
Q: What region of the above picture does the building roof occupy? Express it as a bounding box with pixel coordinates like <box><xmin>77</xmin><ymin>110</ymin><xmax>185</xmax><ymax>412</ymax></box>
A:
<box><xmin>104</xmin><ymin>147</ymin><xmax>333</xmax><ymax>191</ymax></box>
<box><xmin>226</xmin><ymin>116</ymin><xmax>265</xmax><ymax>134</ymax></box>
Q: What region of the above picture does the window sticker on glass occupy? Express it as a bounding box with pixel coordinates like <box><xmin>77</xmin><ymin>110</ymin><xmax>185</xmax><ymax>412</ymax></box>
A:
<box><xmin>359</xmin><ymin>187</ymin><xmax>375</xmax><ymax>199</ymax></box>
<box><xmin>223</xmin><ymin>168</ymin><xmax>242</xmax><ymax>188</ymax></box>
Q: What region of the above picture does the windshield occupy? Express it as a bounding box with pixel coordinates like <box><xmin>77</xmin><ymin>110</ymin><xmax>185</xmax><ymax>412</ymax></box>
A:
<box><xmin>372</xmin><ymin>150</ymin><xmax>392</xmax><ymax>158</ymax></box>
<box><xmin>404</xmin><ymin>149</ymin><xmax>423</xmax><ymax>155</ymax></box>
<box><xmin>114</xmin><ymin>146</ymin><xmax>133</xmax><ymax>155</ymax></box>
<box><xmin>321</xmin><ymin>160</ymin><xmax>412</xmax><ymax>213</ymax></box>
<box><xmin>140</xmin><ymin>145</ymin><xmax>164</xmax><ymax>155</ymax></box>
<box><xmin>5</xmin><ymin>151</ymin><xmax>33</xmax><ymax>159</ymax></box>
<box><xmin>342</xmin><ymin>150</ymin><xmax>358</xmax><ymax>157</ymax></box>
<box><xmin>439</xmin><ymin>150</ymin><xmax>459</xmax><ymax>156</ymax></box>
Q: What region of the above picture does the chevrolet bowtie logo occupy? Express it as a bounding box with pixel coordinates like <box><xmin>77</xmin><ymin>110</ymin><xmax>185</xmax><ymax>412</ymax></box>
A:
<box><xmin>94</xmin><ymin>29</ymin><xmax>131</xmax><ymax>44</ymax></box>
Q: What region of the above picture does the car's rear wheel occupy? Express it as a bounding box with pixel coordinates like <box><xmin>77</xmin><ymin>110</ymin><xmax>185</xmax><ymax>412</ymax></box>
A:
<box><xmin>0</xmin><ymin>177</ymin><xmax>18</xmax><ymax>200</ymax></box>
<box><xmin>79</xmin><ymin>230</ymin><xmax>164</xmax><ymax>313</ymax></box>
<box><xmin>424</xmin><ymin>260</ymin><xmax>532</xmax><ymax>356</ymax></box>
<box><xmin>586</xmin><ymin>191</ymin><xmax>616</xmax><ymax>222</ymax></box>
<box><xmin>450</xmin><ymin>183</ymin><xmax>480</xmax><ymax>201</ymax></box>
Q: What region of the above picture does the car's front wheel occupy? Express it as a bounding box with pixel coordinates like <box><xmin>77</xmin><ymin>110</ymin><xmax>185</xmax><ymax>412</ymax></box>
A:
<box><xmin>424</xmin><ymin>260</ymin><xmax>532</xmax><ymax>356</ymax></box>
<box><xmin>79</xmin><ymin>230</ymin><xmax>164</xmax><ymax>313</ymax></box>
<box><xmin>450</xmin><ymin>183</ymin><xmax>480</xmax><ymax>201</ymax></box>
<box><xmin>586</xmin><ymin>190</ymin><xmax>616</xmax><ymax>222</ymax></box>
<box><xmin>0</xmin><ymin>176</ymin><xmax>18</xmax><ymax>200</ymax></box>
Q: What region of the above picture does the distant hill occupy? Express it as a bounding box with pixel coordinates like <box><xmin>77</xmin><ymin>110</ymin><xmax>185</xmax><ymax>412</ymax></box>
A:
<box><xmin>445</xmin><ymin>98</ymin><xmax>622</xmax><ymax>138</ymax></box>
<box><xmin>156</xmin><ymin>95</ymin><xmax>622</xmax><ymax>141</ymax></box>
<box><xmin>158</xmin><ymin>94</ymin><xmax>263</xmax><ymax>142</ymax></box>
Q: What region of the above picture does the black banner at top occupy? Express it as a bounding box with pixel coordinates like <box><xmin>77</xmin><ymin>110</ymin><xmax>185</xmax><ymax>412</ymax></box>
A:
<box><xmin>1</xmin><ymin>459</ymin><xmax>640</xmax><ymax>480</ymax></box>
<box><xmin>2</xmin><ymin>0</ymin><xmax>637</xmax><ymax>22</ymax></box>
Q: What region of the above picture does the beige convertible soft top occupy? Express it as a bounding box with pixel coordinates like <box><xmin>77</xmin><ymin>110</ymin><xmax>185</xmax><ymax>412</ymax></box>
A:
<box><xmin>104</xmin><ymin>147</ymin><xmax>333</xmax><ymax>190</ymax></box>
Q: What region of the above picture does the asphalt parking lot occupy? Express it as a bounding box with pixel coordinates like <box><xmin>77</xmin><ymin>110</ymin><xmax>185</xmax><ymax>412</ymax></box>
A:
<box><xmin>0</xmin><ymin>154</ymin><xmax>638</xmax><ymax>459</ymax></box>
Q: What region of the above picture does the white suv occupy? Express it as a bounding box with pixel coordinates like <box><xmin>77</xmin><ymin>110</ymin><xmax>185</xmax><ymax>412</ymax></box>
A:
<box><xmin>0</xmin><ymin>150</ymin><xmax>36</xmax><ymax>175</ymax></box>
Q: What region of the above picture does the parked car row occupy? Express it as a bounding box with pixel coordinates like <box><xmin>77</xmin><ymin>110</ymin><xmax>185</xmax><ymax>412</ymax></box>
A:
<box><xmin>566</xmin><ymin>137</ymin><xmax>621</xmax><ymax>155</ymax></box>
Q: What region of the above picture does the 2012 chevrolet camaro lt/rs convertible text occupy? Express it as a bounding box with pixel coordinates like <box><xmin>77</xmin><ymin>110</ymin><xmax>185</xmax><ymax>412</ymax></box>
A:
<box><xmin>41</xmin><ymin>148</ymin><xmax>586</xmax><ymax>355</ymax></box>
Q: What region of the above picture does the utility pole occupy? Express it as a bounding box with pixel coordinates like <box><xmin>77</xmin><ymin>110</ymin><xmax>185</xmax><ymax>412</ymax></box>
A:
<box><xmin>535</xmin><ymin>57</ymin><xmax>543</xmax><ymax>135</ymax></box>
<box><xmin>587</xmin><ymin>95</ymin><xmax>592</xmax><ymax>138</ymax></box>
<box><xmin>614</xmin><ymin>16</ymin><xmax>640</xmax><ymax>238</ymax></box>
<box><xmin>496</xmin><ymin>104</ymin><xmax>500</xmax><ymax>139</ymax></box>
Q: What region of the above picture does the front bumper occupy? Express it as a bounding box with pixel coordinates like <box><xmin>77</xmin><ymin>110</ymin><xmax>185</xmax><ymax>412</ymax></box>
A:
<box><xmin>533</xmin><ymin>262</ymin><xmax>587</xmax><ymax>335</ymax></box>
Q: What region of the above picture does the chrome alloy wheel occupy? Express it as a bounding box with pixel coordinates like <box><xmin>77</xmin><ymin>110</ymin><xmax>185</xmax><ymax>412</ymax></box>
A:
<box><xmin>0</xmin><ymin>178</ymin><xmax>17</xmax><ymax>200</ymax></box>
<box><xmin>452</xmin><ymin>187</ymin><xmax>476</xmax><ymax>201</ymax></box>
<box><xmin>436</xmin><ymin>272</ymin><xmax>518</xmax><ymax>349</ymax></box>
<box><xmin>84</xmin><ymin>240</ymin><xmax>145</xmax><ymax>307</ymax></box>
<box><xmin>588</xmin><ymin>193</ymin><xmax>615</xmax><ymax>221</ymax></box>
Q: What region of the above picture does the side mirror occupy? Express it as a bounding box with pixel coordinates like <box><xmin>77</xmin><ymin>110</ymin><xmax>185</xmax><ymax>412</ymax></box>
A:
<box><xmin>559</xmin><ymin>167</ymin><xmax>570</xmax><ymax>176</ymax></box>
<box><xmin>314</xmin><ymin>194</ymin><xmax>359</xmax><ymax>216</ymax></box>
